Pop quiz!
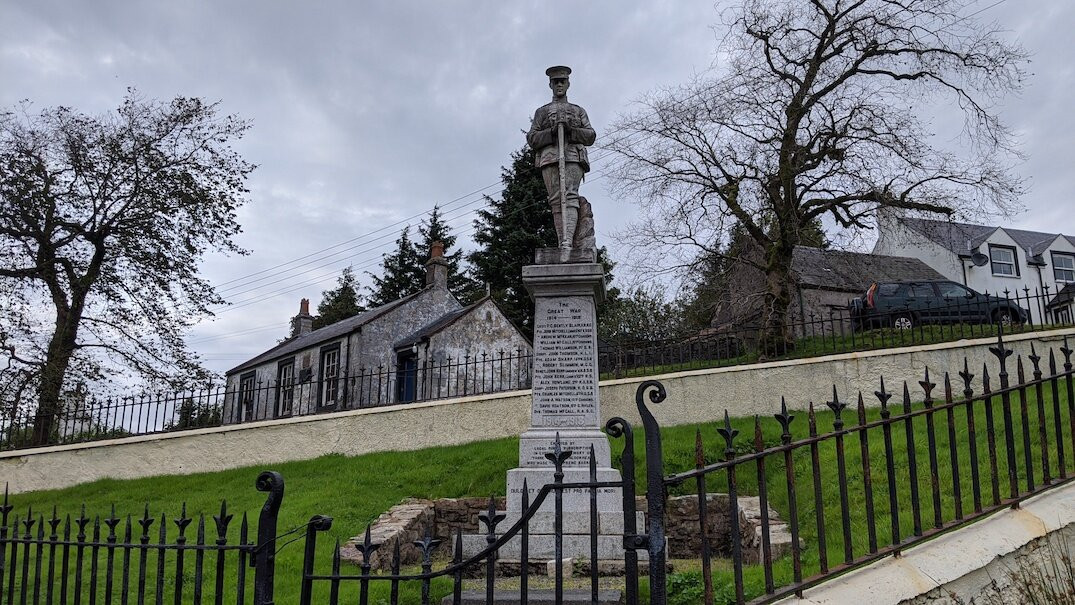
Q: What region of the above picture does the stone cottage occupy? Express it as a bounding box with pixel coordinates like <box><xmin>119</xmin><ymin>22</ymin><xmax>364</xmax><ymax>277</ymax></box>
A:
<box><xmin>222</xmin><ymin>243</ymin><xmax>532</xmax><ymax>424</ymax></box>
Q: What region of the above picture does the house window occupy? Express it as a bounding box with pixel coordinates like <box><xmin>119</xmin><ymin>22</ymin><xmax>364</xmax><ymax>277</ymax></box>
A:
<box><xmin>989</xmin><ymin>245</ymin><xmax>1019</xmax><ymax>277</ymax></box>
<box><xmin>239</xmin><ymin>372</ymin><xmax>257</xmax><ymax>422</ymax></box>
<box><xmin>276</xmin><ymin>360</ymin><xmax>295</xmax><ymax>418</ymax></box>
<box><xmin>396</xmin><ymin>351</ymin><xmax>419</xmax><ymax>403</ymax></box>
<box><xmin>318</xmin><ymin>345</ymin><xmax>341</xmax><ymax>409</ymax></box>
<box><xmin>1053</xmin><ymin>252</ymin><xmax>1075</xmax><ymax>283</ymax></box>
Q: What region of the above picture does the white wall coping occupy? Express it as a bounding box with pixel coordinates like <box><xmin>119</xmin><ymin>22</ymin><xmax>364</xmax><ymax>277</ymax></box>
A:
<box><xmin>6</xmin><ymin>326</ymin><xmax>1072</xmax><ymax>461</ymax></box>
<box><xmin>0</xmin><ymin>388</ymin><xmax>532</xmax><ymax>459</ymax></box>
<box><xmin>778</xmin><ymin>479</ymin><xmax>1075</xmax><ymax>604</ymax></box>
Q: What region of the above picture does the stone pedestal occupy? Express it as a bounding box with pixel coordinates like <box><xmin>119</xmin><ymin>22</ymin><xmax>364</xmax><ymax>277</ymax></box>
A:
<box><xmin>463</xmin><ymin>255</ymin><xmax>639</xmax><ymax>562</ymax></box>
<box><xmin>508</xmin><ymin>260</ymin><xmax>613</xmax><ymax>513</ymax></box>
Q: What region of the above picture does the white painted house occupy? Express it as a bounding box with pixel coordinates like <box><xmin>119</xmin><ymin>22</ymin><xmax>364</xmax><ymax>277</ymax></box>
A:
<box><xmin>874</xmin><ymin>215</ymin><xmax>1075</xmax><ymax>324</ymax></box>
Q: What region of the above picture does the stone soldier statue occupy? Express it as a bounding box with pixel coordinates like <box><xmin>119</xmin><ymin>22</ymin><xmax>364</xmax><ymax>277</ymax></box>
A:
<box><xmin>526</xmin><ymin>66</ymin><xmax>597</xmax><ymax>251</ymax></box>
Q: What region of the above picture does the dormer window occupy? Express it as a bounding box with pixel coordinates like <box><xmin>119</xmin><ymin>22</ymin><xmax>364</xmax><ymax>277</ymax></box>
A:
<box><xmin>1054</xmin><ymin>252</ymin><xmax>1075</xmax><ymax>283</ymax></box>
<box><xmin>989</xmin><ymin>244</ymin><xmax>1019</xmax><ymax>277</ymax></box>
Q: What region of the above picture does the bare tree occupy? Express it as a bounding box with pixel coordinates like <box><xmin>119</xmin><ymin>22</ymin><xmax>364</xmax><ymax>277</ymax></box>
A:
<box><xmin>605</xmin><ymin>0</ymin><xmax>1027</xmax><ymax>355</ymax></box>
<box><xmin>0</xmin><ymin>92</ymin><xmax>253</xmax><ymax>445</ymax></box>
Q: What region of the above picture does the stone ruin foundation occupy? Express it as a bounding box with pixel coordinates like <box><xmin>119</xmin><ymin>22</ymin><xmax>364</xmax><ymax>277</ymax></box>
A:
<box><xmin>341</xmin><ymin>493</ymin><xmax>795</xmax><ymax>575</ymax></box>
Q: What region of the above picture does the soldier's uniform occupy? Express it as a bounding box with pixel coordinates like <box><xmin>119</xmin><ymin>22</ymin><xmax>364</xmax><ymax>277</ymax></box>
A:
<box><xmin>526</xmin><ymin>66</ymin><xmax>597</xmax><ymax>250</ymax></box>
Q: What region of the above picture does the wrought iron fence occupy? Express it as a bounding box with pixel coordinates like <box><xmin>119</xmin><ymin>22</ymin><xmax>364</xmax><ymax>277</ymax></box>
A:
<box><xmin>2</xmin><ymin>288</ymin><xmax>1071</xmax><ymax>453</ymax></box>
<box><xmin>0</xmin><ymin>439</ymin><xmax>643</xmax><ymax>605</ymax></box>
<box><xmin>0</xmin><ymin>470</ymin><xmax>283</xmax><ymax>604</ymax></box>
<box><xmin>636</xmin><ymin>331</ymin><xmax>1075</xmax><ymax>604</ymax></box>
<box><xmin>0</xmin><ymin>349</ymin><xmax>535</xmax><ymax>452</ymax></box>
<box><xmin>600</xmin><ymin>286</ymin><xmax>1072</xmax><ymax>378</ymax></box>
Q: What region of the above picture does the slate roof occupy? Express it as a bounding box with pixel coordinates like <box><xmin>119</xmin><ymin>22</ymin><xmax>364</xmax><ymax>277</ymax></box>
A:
<box><xmin>391</xmin><ymin>296</ymin><xmax>527</xmax><ymax>351</ymax></box>
<box><xmin>793</xmin><ymin>246</ymin><xmax>945</xmax><ymax>293</ymax></box>
<box><xmin>226</xmin><ymin>290</ymin><xmax>425</xmax><ymax>376</ymax></box>
<box><xmin>900</xmin><ymin>217</ymin><xmax>1075</xmax><ymax>258</ymax></box>
<box><xmin>393</xmin><ymin>298</ymin><xmax>487</xmax><ymax>350</ymax></box>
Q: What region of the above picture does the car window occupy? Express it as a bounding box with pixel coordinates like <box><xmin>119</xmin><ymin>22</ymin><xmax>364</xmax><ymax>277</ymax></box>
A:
<box><xmin>910</xmin><ymin>283</ymin><xmax>936</xmax><ymax>298</ymax></box>
<box><xmin>936</xmin><ymin>282</ymin><xmax>972</xmax><ymax>298</ymax></box>
<box><xmin>877</xmin><ymin>283</ymin><xmax>903</xmax><ymax>296</ymax></box>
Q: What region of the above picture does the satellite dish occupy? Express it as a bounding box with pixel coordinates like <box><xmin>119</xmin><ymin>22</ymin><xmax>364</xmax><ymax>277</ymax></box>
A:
<box><xmin>971</xmin><ymin>252</ymin><xmax>989</xmax><ymax>267</ymax></box>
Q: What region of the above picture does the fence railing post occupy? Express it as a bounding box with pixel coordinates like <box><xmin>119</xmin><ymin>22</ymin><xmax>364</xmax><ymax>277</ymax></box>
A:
<box><xmin>253</xmin><ymin>471</ymin><xmax>284</xmax><ymax>605</ymax></box>
<box><xmin>636</xmin><ymin>380</ymin><xmax>668</xmax><ymax>605</ymax></box>
<box><xmin>298</xmin><ymin>515</ymin><xmax>333</xmax><ymax>605</ymax></box>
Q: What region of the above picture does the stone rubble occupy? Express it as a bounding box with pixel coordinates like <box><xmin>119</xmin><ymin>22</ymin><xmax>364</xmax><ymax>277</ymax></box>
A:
<box><xmin>343</xmin><ymin>492</ymin><xmax>795</xmax><ymax>573</ymax></box>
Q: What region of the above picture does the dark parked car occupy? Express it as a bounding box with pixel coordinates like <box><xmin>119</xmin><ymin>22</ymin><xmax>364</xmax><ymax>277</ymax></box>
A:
<box><xmin>850</xmin><ymin>280</ymin><xmax>1028</xmax><ymax>331</ymax></box>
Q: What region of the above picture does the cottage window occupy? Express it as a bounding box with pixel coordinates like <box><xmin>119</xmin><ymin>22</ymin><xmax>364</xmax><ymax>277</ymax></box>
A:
<box><xmin>239</xmin><ymin>372</ymin><xmax>257</xmax><ymax>422</ymax></box>
<box><xmin>1053</xmin><ymin>252</ymin><xmax>1075</xmax><ymax>283</ymax></box>
<box><xmin>319</xmin><ymin>345</ymin><xmax>341</xmax><ymax>409</ymax></box>
<box><xmin>276</xmin><ymin>360</ymin><xmax>295</xmax><ymax>418</ymax></box>
<box><xmin>989</xmin><ymin>245</ymin><xmax>1019</xmax><ymax>277</ymax></box>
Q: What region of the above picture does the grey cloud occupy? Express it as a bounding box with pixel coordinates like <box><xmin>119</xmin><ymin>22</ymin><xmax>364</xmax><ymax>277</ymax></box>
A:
<box><xmin>2</xmin><ymin>0</ymin><xmax>1068</xmax><ymax>374</ymax></box>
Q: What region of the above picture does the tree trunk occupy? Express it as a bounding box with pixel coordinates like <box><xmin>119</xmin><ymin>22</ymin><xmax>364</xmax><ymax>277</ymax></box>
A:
<box><xmin>31</xmin><ymin>299</ymin><xmax>83</xmax><ymax>446</ymax></box>
<box><xmin>757</xmin><ymin>241</ymin><xmax>796</xmax><ymax>359</ymax></box>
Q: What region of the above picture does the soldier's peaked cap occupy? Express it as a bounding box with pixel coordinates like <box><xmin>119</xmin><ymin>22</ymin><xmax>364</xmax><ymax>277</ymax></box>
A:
<box><xmin>545</xmin><ymin>65</ymin><xmax>572</xmax><ymax>80</ymax></box>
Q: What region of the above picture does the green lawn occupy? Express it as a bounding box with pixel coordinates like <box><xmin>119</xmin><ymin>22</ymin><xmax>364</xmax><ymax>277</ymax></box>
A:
<box><xmin>5</xmin><ymin>364</ymin><xmax>1073</xmax><ymax>604</ymax></box>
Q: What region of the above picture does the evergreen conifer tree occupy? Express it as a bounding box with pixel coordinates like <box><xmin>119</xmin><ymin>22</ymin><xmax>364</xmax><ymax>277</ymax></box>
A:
<box><xmin>470</xmin><ymin>146</ymin><xmax>622</xmax><ymax>335</ymax></box>
<box><xmin>367</xmin><ymin>227</ymin><xmax>424</xmax><ymax>306</ymax></box>
<box><xmin>417</xmin><ymin>205</ymin><xmax>475</xmax><ymax>298</ymax></box>
<box><xmin>468</xmin><ymin>147</ymin><xmax>557</xmax><ymax>334</ymax></box>
<box><xmin>313</xmin><ymin>266</ymin><xmax>365</xmax><ymax>329</ymax></box>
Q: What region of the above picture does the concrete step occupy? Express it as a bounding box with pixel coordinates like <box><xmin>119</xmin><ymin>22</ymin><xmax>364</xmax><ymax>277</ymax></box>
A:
<box><xmin>444</xmin><ymin>589</ymin><xmax>623</xmax><ymax>604</ymax></box>
<box><xmin>461</xmin><ymin>533</ymin><xmax>649</xmax><ymax>561</ymax></box>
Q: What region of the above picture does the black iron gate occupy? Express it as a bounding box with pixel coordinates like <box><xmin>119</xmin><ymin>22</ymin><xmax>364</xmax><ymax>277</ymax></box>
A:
<box><xmin>295</xmin><ymin>426</ymin><xmax>647</xmax><ymax>604</ymax></box>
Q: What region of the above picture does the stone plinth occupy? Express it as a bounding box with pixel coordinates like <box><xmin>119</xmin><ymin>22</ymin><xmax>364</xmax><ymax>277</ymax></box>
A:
<box><xmin>507</xmin><ymin>262</ymin><xmax>615</xmax><ymax>515</ymax></box>
<box><xmin>468</xmin><ymin>260</ymin><xmax>638</xmax><ymax>565</ymax></box>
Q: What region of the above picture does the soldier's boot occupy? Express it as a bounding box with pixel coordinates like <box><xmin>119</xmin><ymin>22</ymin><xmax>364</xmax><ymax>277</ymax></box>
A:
<box><xmin>560</xmin><ymin>206</ymin><xmax>578</xmax><ymax>249</ymax></box>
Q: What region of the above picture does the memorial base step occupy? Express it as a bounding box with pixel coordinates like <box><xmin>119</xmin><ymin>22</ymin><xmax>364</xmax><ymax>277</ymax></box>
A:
<box><xmin>444</xmin><ymin>589</ymin><xmax>623</xmax><ymax>605</ymax></box>
<box><xmin>461</xmin><ymin>533</ymin><xmax>648</xmax><ymax>561</ymax></box>
<box><xmin>506</xmin><ymin>467</ymin><xmax>624</xmax><ymax>513</ymax></box>
<box><xmin>463</xmin><ymin>558</ymin><xmax>668</xmax><ymax>578</ymax></box>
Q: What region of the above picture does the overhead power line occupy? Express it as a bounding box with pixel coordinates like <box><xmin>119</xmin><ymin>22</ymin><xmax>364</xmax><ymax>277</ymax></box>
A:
<box><xmin>207</xmin><ymin>147</ymin><xmax>630</xmax><ymax>312</ymax></box>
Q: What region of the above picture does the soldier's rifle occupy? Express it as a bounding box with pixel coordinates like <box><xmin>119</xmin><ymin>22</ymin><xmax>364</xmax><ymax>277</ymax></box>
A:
<box><xmin>556</xmin><ymin>117</ymin><xmax>568</xmax><ymax>248</ymax></box>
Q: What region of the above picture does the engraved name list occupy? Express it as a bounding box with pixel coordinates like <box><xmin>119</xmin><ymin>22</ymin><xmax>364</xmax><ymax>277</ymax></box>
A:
<box><xmin>532</xmin><ymin>297</ymin><xmax>599</xmax><ymax>427</ymax></box>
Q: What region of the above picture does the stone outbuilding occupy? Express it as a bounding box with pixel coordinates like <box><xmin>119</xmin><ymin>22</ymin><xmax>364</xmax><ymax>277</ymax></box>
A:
<box><xmin>222</xmin><ymin>243</ymin><xmax>532</xmax><ymax>424</ymax></box>
<box><xmin>714</xmin><ymin>245</ymin><xmax>944</xmax><ymax>337</ymax></box>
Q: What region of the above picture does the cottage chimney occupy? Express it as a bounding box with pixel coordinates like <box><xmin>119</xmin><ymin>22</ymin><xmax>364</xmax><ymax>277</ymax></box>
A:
<box><xmin>425</xmin><ymin>241</ymin><xmax>449</xmax><ymax>290</ymax></box>
<box><xmin>290</xmin><ymin>298</ymin><xmax>314</xmax><ymax>338</ymax></box>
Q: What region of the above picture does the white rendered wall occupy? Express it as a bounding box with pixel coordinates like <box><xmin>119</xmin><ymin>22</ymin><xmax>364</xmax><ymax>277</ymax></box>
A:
<box><xmin>872</xmin><ymin>219</ymin><xmax>964</xmax><ymax>282</ymax></box>
<box><xmin>778</xmin><ymin>479</ymin><xmax>1075</xmax><ymax>605</ymax></box>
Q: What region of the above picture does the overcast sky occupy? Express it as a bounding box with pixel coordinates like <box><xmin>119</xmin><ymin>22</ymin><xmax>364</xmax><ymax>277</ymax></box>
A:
<box><xmin>2</xmin><ymin>0</ymin><xmax>1072</xmax><ymax>376</ymax></box>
